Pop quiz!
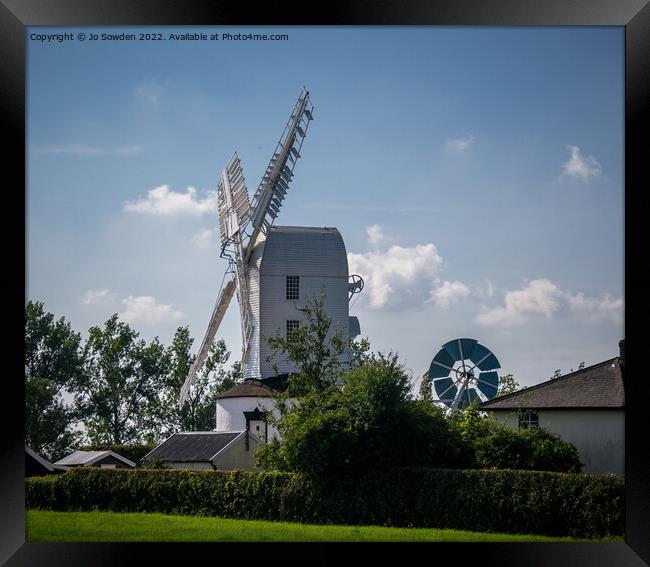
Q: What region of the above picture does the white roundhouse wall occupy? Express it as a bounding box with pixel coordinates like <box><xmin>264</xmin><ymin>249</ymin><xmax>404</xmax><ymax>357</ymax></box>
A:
<box><xmin>216</xmin><ymin>396</ymin><xmax>282</xmax><ymax>440</ymax></box>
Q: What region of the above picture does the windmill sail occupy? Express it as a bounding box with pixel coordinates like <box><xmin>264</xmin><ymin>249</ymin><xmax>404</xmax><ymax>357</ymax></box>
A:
<box><xmin>181</xmin><ymin>158</ymin><xmax>250</xmax><ymax>404</ymax></box>
<box><xmin>180</xmin><ymin>276</ymin><xmax>236</xmax><ymax>403</ymax></box>
<box><xmin>180</xmin><ymin>88</ymin><xmax>315</xmax><ymax>405</ymax></box>
<box><xmin>217</xmin><ymin>155</ymin><xmax>254</xmax><ymax>359</ymax></box>
<box><xmin>218</xmin><ymin>154</ymin><xmax>251</xmax><ymax>247</ymax></box>
<box><xmin>247</xmin><ymin>87</ymin><xmax>314</xmax><ymax>262</ymax></box>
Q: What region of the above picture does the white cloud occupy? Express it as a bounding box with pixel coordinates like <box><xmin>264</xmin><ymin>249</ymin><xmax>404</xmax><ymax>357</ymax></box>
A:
<box><xmin>192</xmin><ymin>228</ymin><xmax>216</xmax><ymax>249</ymax></box>
<box><xmin>124</xmin><ymin>185</ymin><xmax>217</xmax><ymax>216</ymax></box>
<box><xmin>476</xmin><ymin>278</ymin><xmax>623</xmax><ymax>327</ymax></box>
<box><xmin>445</xmin><ymin>135</ymin><xmax>475</xmax><ymax>151</ymax></box>
<box><xmin>560</xmin><ymin>145</ymin><xmax>602</xmax><ymax>182</ymax></box>
<box><xmin>118</xmin><ymin>295</ymin><xmax>183</xmax><ymax>325</ymax></box>
<box><xmin>366</xmin><ymin>224</ymin><xmax>391</xmax><ymax>247</ymax></box>
<box><xmin>428</xmin><ymin>280</ymin><xmax>471</xmax><ymax>307</ymax></box>
<box><xmin>35</xmin><ymin>144</ymin><xmax>143</xmax><ymax>157</ymax></box>
<box><xmin>82</xmin><ymin>289</ymin><xmax>112</xmax><ymax>305</ymax></box>
<box><xmin>567</xmin><ymin>292</ymin><xmax>624</xmax><ymax>322</ymax></box>
<box><xmin>473</xmin><ymin>279</ymin><xmax>495</xmax><ymax>299</ymax></box>
<box><xmin>348</xmin><ymin>243</ymin><xmax>443</xmax><ymax>310</ymax></box>
<box><xmin>598</xmin><ymin>295</ymin><xmax>624</xmax><ymax>316</ymax></box>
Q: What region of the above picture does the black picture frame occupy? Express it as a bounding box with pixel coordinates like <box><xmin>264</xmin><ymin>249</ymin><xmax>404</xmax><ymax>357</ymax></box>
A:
<box><xmin>2</xmin><ymin>1</ymin><xmax>649</xmax><ymax>564</ymax></box>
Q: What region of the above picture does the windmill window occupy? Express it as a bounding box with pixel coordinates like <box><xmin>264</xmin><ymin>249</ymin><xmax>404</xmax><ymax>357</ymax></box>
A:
<box><xmin>518</xmin><ymin>409</ymin><xmax>539</xmax><ymax>429</ymax></box>
<box><xmin>286</xmin><ymin>320</ymin><xmax>300</xmax><ymax>338</ymax></box>
<box><xmin>286</xmin><ymin>275</ymin><xmax>300</xmax><ymax>300</ymax></box>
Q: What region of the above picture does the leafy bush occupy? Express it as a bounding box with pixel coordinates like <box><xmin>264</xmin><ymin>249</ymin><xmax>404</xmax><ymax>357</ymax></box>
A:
<box><xmin>450</xmin><ymin>405</ymin><xmax>583</xmax><ymax>473</ymax></box>
<box><xmin>527</xmin><ymin>428</ymin><xmax>583</xmax><ymax>473</ymax></box>
<box><xmin>258</xmin><ymin>354</ymin><xmax>472</xmax><ymax>484</ymax></box>
<box><xmin>26</xmin><ymin>466</ymin><xmax>624</xmax><ymax>538</ymax></box>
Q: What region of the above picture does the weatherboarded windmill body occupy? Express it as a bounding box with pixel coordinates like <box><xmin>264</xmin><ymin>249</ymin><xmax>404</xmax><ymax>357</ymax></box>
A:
<box><xmin>180</xmin><ymin>89</ymin><xmax>363</xmax><ymax>433</ymax></box>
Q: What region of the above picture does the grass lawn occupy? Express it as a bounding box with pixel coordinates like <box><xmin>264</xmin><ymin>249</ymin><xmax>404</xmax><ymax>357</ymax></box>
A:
<box><xmin>26</xmin><ymin>510</ymin><xmax>620</xmax><ymax>542</ymax></box>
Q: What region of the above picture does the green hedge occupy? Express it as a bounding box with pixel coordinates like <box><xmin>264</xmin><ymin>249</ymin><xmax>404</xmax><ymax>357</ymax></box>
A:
<box><xmin>26</xmin><ymin>467</ymin><xmax>624</xmax><ymax>539</ymax></box>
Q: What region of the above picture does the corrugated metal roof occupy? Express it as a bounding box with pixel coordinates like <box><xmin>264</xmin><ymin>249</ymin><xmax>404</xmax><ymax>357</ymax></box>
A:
<box><xmin>479</xmin><ymin>358</ymin><xmax>624</xmax><ymax>410</ymax></box>
<box><xmin>54</xmin><ymin>450</ymin><xmax>136</xmax><ymax>467</ymax></box>
<box><xmin>55</xmin><ymin>450</ymin><xmax>109</xmax><ymax>465</ymax></box>
<box><xmin>143</xmin><ymin>432</ymin><xmax>243</xmax><ymax>462</ymax></box>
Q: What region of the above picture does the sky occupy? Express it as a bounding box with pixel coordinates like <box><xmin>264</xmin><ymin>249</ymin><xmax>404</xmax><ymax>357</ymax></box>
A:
<box><xmin>27</xmin><ymin>26</ymin><xmax>624</xmax><ymax>393</ymax></box>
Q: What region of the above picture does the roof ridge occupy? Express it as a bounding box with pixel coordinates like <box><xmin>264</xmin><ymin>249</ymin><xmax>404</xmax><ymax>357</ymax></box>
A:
<box><xmin>176</xmin><ymin>431</ymin><xmax>240</xmax><ymax>435</ymax></box>
<box><xmin>480</xmin><ymin>356</ymin><xmax>619</xmax><ymax>408</ymax></box>
<box><xmin>271</xmin><ymin>225</ymin><xmax>339</xmax><ymax>232</ymax></box>
<box><xmin>25</xmin><ymin>445</ymin><xmax>56</xmax><ymax>471</ymax></box>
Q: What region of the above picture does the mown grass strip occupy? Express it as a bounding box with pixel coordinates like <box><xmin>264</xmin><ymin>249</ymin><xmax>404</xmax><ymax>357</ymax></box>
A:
<box><xmin>26</xmin><ymin>510</ymin><xmax>620</xmax><ymax>542</ymax></box>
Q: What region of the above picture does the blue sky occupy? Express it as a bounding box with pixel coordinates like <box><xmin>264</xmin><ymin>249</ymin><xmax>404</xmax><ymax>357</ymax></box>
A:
<box><xmin>27</xmin><ymin>26</ymin><xmax>624</xmax><ymax>391</ymax></box>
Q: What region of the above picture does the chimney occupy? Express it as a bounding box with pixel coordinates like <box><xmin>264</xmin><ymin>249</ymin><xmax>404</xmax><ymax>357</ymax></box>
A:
<box><xmin>619</xmin><ymin>339</ymin><xmax>625</xmax><ymax>368</ymax></box>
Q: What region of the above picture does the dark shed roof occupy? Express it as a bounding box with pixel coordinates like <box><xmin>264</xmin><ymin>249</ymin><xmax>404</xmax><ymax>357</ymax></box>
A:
<box><xmin>143</xmin><ymin>432</ymin><xmax>242</xmax><ymax>462</ymax></box>
<box><xmin>479</xmin><ymin>358</ymin><xmax>625</xmax><ymax>410</ymax></box>
<box><xmin>25</xmin><ymin>446</ymin><xmax>68</xmax><ymax>476</ymax></box>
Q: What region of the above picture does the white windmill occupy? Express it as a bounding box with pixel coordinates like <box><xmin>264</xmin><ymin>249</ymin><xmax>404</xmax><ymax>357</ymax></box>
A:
<box><xmin>180</xmin><ymin>88</ymin><xmax>363</xmax><ymax>407</ymax></box>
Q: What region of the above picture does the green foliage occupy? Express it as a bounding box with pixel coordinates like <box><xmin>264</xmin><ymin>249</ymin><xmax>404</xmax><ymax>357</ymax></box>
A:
<box><xmin>26</xmin><ymin>302</ymin><xmax>241</xmax><ymax>449</ymax></box>
<box><xmin>418</xmin><ymin>371</ymin><xmax>434</xmax><ymax>402</ymax></box>
<box><xmin>77</xmin><ymin>444</ymin><xmax>156</xmax><ymax>465</ymax></box>
<box><xmin>348</xmin><ymin>336</ymin><xmax>372</xmax><ymax>369</ymax></box>
<box><xmin>260</xmin><ymin>297</ymin><xmax>476</xmax><ymax>483</ymax></box>
<box><xmin>449</xmin><ymin>404</ymin><xmax>583</xmax><ymax>473</ymax></box>
<box><xmin>265</xmin><ymin>290</ymin><xmax>346</xmax><ymax>396</ymax></box>
<box><xmin>137</xmin><ymin>458</ymin><xmax>172</xmax><ymax>469</ymax></box>
<box><xmin>474</xmin><ymin>426</ymin><xmax>583</xmax><ymax>473</ymax></box>
<box><xmin>73</xmin><ymin>315</ymin><xmax>169</xmax><ymax>445</ymax></box>
<box><xmin>25</xmin><ymin>301</ymin><xmax>84</xmax><ymax>461</ymax></box>
<box><xmin>449</xmin><ymin>403</ymin><xmax>495</xmax><ymax>445</ymax></box>
<box><xmin>158</xmin><ymin>327</ymin><xmax>241</xmax><ymax>436</ymax></box>
<box><xmin>26</xmin><ymin>467</ymin><xmax>624</xmax><ymax>539</ymax></box>
<box><xmin>258</xmin><ymin>353</ymin><xmax>472</xmax><ymax>483</ymax></box>
<box><xmin>498</xmin><ymin>374</ymin><xmax>520</xmax><ymax>396</ymax></box>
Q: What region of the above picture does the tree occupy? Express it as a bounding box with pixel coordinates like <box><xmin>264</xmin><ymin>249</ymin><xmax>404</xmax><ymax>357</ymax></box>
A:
<box><xmin>159</xmin><ymin>326</ymin><xmax>241</xmax><ymax>434</ymax></box>
<box><xmin>349</xmin><ymin>336</ymin><xmax>372</xmax><ymax>369</ymax></box>
<box><xmin>73</xmin><ymin>314</ymin><xmax>170</xmax><ymax>445</ymax></box>
<box><xmin>261</xmin><ymin>291</ymin><xmax>356</xmax><ymax>462</ymax></box>
<box><xmin>25</xmin><ymin>301</ymin><xmax>84</xmax><ymax>460</ymax></box>
<box><xmin>258</xmin><ymin>351</ymin><xmax>472</xmax><ymax>483</ymax></box>
<box><xmin>265</xmin><ymin>290</ymin><xmax>347</xmax><ymax>396</ymax></box>
<box><xmin>418</xmin><ymin>371</ymin><xmax>434</xmax><ymax>402</ymax></box>
<box><xmin>498</xmin><ymin>373</ymin><xmax>520</xmax><ymax>396</ymax></box>
<box><xmin>449</xmin><ymin>402</ymin><xmax>494</xmax><ymax>445</ymax></box>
